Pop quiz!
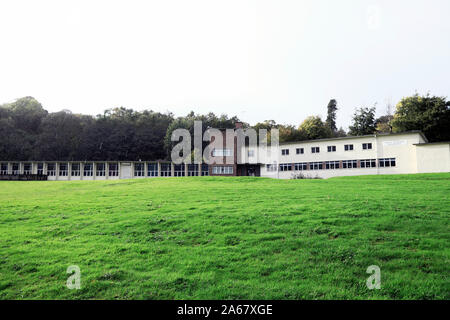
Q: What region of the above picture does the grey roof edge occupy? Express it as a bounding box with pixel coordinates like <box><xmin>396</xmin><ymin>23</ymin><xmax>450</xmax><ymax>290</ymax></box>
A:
<box><xmin>413</xmin><ymin>141</ymin><xmax>450</xmax><ymax>146</ymax></box>
<box><xmin>278</xmin><ymin>131</ymin><xmax>428</xmax><ymax>146</ymax></box>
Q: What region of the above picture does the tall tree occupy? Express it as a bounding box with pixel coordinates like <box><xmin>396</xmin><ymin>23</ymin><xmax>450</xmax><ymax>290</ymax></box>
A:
<box><xmin>391</xmin><ymin>93</ymin><xmax>450</xmax><ymax>142</ymax></box>
<box><xmin>348</xmin><ymin>106</ymin><xmax>377</xmax><ymax>136</ymax></box>
<box><xmin>325</xmin><ymin>99</ymin><xmax>338</xmax><ymax>133</ymax></box>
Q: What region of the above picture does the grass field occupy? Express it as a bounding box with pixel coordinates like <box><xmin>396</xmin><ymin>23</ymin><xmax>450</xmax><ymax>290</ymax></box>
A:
<box><xmin>0</xmin><ymin>173</ymin><xmax>449</xmax><ymax>299</ymax></box>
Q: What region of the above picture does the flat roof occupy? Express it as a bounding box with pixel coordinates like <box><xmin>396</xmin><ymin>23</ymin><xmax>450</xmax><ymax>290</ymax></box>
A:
<box><xmin>278</xmin><ymin>131</ymin><xmax>428</xmax><ymax>146</ymax></box>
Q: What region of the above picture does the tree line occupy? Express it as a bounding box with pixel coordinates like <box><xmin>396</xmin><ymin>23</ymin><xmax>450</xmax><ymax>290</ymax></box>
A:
<box><xmin>0</xmin><ymin>93</ymin><xmax>448</xmax><ymax>161</ymax></box>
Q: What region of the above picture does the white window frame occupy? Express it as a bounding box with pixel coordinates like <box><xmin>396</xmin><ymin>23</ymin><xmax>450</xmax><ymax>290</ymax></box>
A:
<box><xmin>360</xmin><ymin>159</ymin><xmax>376</xmax><ymax>168</ymax></box>
<box><xmin>160</xmin><ymin>163</ymin><xmax>172</xmax><ymax>177</ymax></box>
<box><xmin>23</xmin><ymin>163</ymin><xmax>32</xmax><ymax>175</ymax></box>
<box><xmin>187</xmin><ymin>164</ymin><xmax>199</xmax><ymax>176</ymax></box>
<box><xmin>379</xmin><ymin>158</ymin><xmax>396</xmax><ymax>168</ymax></box>
<box><xmin>71</xmin><ymin>163</ymin><xmax>80</xmax><ymax>176</ymax></box>
<box><xmin>309</xmin><ymin>162</ymin><xmax>323</xmax><ymax>170</ymax></box>
<box><xmin>325</xmin><ymin>161</ymin><xmax>340</xmax><ymax>170</ymax></box>
<box><xmin>134</xmin><ymin>163</ymin><xmax>145</xmax><ymax>177</ymax></box>
<box><xmin>279</xmin><ymin>163</ymin><xmax>292</xmax><ymax>171</ymax></box>
<box><xmin>12</xmin><ymin>163</ymin><xmax>20</xmax><ymax>175</ymax></box>
<box><xmin>109</xmin><ymin>163</ymin><xmax>119</xmax><ymax>176</ymax></box>
<box><xmin>96</xmin><ymin>163</ymin><xmax>106</xmax><ymax>176</ymax></box>
<box><xmin>59</xmin><ymin>163</ymin><xmax>68</xmax><ymax>176</ymax></box>
<box><xmin>201</xmin><ymin>164</ymin><xmax>209</xmax><ymax>176</ymax></box>
<box><xmin>174</xmin><ymin>164</ymin><xmax>185</xmax><ymax>177</ymax></box>
<box><xmin>47</xmin><ymin>163</ymin><xmax>56</xmax><ymax>176</ymax></box>
<box><xmin>212</xmin><ymin>166</ymin><xmax>233</xmax><ymax>174</ymax></box>
<box><xmin>0</xmin><ymin>163</ymin><xmax>8</xmax><ymax>175</ymax></box>
<box><xmin>147</xmin><ymin>163</ymin><xmax>158</xmax><ymax>177</ymax></box>
<box><xmin>294</xmin><ymin>162</ymin><xmax>307</xmax><ymax>171</ymax></box>
<box><xmin>362</xmin><ymin>143</ymin><xmax>373</xmax><ymax>150</ymax></box>
<box><xmin>212</xmin><ymin>149</ymin><xmax>232</xmax><ymax>157</ymax></box>
<box><xmin>83</xmin><ymin>163</ymin><xmax>93</xmax><ymax>176</ymax></box>
<box><xmin>344</xmin><ymin>144</ymin><xmax>354</xmax><ymax>151</ymax></box>
<box><xmin>37</xmin><ymin>163</ymin><xmax>44</xmax><ymax>175</ymax></box>
<box><xmin>342</xmin><ymin>160</ymin><xmax>357</xmax><ymax>169</ymax></box>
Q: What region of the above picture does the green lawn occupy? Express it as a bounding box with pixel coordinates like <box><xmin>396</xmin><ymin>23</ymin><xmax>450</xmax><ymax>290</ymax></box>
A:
<box><xmin>0</xmin><ymin>173</ymin><xmax>449</xmax><ymax>299</ymax></box>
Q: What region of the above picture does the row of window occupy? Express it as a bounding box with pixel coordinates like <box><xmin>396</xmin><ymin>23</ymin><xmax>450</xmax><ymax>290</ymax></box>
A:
<box><xmin>281</xmin><ymin>142</ymin><xmax>373</xmax><ymax>156</ymax></box>
<box><xmin>212</xmin><ymin>149</ymin><xmax>233</xmax><ymax>157</ymax></box>
<box><xmin>212</xmin><ymin>166</ymin><xmax>234</xmax><ymax>174</ymax></box>
<box><xmin>127</xmin><ymin>163</ymin><xmax>209</xmax><ymax>177</ymax></box>
<box><xmin>269</xmin><ymin>158</ymin><xmax>396</xmax><ymax>171</ymax></box>
<box><xmin>1</xmin><ymin>163</ymin><xmax>210</xmax><ymax>177</ymax></box>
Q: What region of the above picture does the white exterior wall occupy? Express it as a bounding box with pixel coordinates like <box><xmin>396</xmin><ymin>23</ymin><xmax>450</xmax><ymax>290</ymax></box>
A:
<box><xmin>3</xmin><ymin>132</ymin><xmax>448</xmax><ymax>181</ymax></box>
<box><xmin>415</xmin><ymin>144</ymin><xmax>450</xmax><ymax>173</ymax></box>
<box><xmin>259</xmin><ymin>132</ymin><xmax>441</xmax><ymax>179</ymax></box>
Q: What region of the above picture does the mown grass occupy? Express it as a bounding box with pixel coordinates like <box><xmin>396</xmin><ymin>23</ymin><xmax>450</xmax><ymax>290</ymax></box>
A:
<box><xmin>0</xmin><ymin>173</ymin><xmax>449</xmax><ymax>299</ymax></box>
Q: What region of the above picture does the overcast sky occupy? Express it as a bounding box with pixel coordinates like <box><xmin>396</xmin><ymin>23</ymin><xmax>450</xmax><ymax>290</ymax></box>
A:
<box><xmin>0</xmin><ymin>0</ymin><xmax>449</xmax><ymax>129</ymax></box>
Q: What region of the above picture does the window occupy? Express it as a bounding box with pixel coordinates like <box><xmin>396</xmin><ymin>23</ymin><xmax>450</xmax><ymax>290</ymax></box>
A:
<box><xmin>109</xmin><ymin>163</ymin><xmax>119</xmax><ymax>176</ymax></box>
<box><xmin>325</xmin><ymin>161</ymin><xmax>340</xmax><ymax>170</ymax></box>
<box><xmin>281</xmin><ymin>149</ymin><xmax>289</xmax><ymax>156</ymax></box>
<box><xmin>342</xmin><ymin>160</ymin><xmax>357</xmax><ymax>169</ymax></box>
<box><xmin>160</xmin><ymin>163</ymin><xmax>172</xmax><ymax>177</ymax></box>
<box><xmin>201</xmin><ymin>164</ymin><xmax>209</xmax><ymax>176</ymax></box>
<box><xmin>96</xmin><ymin>163</ymin><xmax>106</xmax><ymax>176</ymax></box>
<box><xmin>266</xmin><ymin>163</ymin><xmax>278</xmax><ymax>172</ymax></box>
<box><xmin>311</xmin><ymin>147</ymin><xmax>320</xmax><ymax>153</ymax></box>
<box><xmin>0</xmin><ymin>163</ymin><xmax>8</xmax><ymax>175</ymax></box>
<box><xmin>327</xmin><ymin>146</ymin><xmax>336</xmax><ymax>152</ymax></box>
<box><xmin>23</xmin><ymin>163</ymin><xmax>32</xmax><ymax>175</ymax></box>
<box><xmin>187</xmin><ymin>164</ymin><xmax>199</xmax><ymax>176</ymax></box>
<box><xmin>134</xmin><ymin>163</ymin><xmax>145</xmax><ymax>177</ymax></box>
<box><xmin>59</xmin><ymin>163</ymin><xmax>68</xmax><ymax>176</ymax></box>
<box><xmin>344</xmin><ymin>144</ymin><xmax>354</xmax><ymax>151</ymax></box>
<box><xmin>248</xmin><ymin>150</ymin><xmax>255</xmax><ymax>157</ymax></box>
<box><xmin>83</xmin><ymin>163</ymin><xmax>93</xmax><ymax>176</ymax></box>
<box><xmin>47</xmin><ymin>163</ymin><xmax>56</xmax><ymax>176</ymax></box>
<box><xmin>360</xmin><ymin>159</ymin><xmax>377</xmax><ymax>168</ymax></box>
<box><xmin>294</xmin><ymin>162</ymin><xmax>307</xmax><ymax>171</ymax></box>
<box><xmin>212</xmin><ymin>166</ymin><xmax>233</xmax><ymax>174</ymax></box>
<box><xmin>174</xmin><ymin>164</ymin><xmax>185</xmax><ymax>177</ymax></box>
<box><xmin>379</xmin><ymin>158</ymin><xmax>396</xmax><ymax>168</ymax></box>
<box><xmin>362</xmin><ymin>143</ymin><xmax>373</xmax><ymax>150</ymax></box>
<box><xmin>309</xmin><ymin>162</ymin><xmax>323</xmax><ymax>170</ymax></box>
<box><xmin>71</xmin><ymin>163</ymin><xmax>80</xmax><ymax>176</ymax></box>
<box><xmin>212</xmin><ymin>149</ymin><xmax>232</xmax><ymax>157</ymax></box>
<box><xmin>296</xmin><ymin>148</ymin><xmax>304</xmax><ymax>155</ymax></box>
<box><xmin>12</xmin><ymin>163</ymin><xmax>19</xmax><ymax>175</ymax></box>
<box><xmin>147</xmin><ymin>163</ymin><xmax>158</xmax><ymax>177</ymax></box>
<box><xmin>279</xmin><ymin>163</ymin><xmax>292</xmax><ymax>171</ymax></box>
<box><xmin>37</xmin><ymin>163</ymin><xmax>44</xmax><ymax>175</ymax></box>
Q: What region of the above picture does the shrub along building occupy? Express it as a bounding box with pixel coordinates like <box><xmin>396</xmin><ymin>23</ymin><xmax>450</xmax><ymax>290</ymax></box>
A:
<box><xmin>0</xmin><ymin>128</ymin><xmax>448</xmax><ymax>181</ymax></box>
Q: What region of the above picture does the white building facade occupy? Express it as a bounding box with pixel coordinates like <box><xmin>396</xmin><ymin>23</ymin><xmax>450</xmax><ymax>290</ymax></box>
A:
<box><xmin>0</xmin><ymin>131</ymin><xmax>448</xmax><ymax>181</ymax></box>
<box><xmin>256</xmin><ymin>131</ymin><xmax>450</xmax><ymax>179</ymax></box>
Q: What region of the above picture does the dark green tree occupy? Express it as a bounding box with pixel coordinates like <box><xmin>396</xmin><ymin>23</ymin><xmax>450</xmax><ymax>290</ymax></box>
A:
<box><xmin>348</xmin><ymin>106</ymin><xmax>377</xmax><ymax>136</ymax></box>
<box><xmin>326</xmin><ymin>99</ymin><xmax>338</xmax><ymax>133</ymax></box>
<box><xmin>391</xmin><ymin>93</ymin><xmax>450</xmax><ymax>142</ymax></box>
<box><xmin>298</xmin><ymin>116</ymin><xmax>333</xmax><ymax>140</ymax></box>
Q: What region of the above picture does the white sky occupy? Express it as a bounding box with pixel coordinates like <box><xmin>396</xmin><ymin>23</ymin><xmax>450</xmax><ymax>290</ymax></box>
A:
<box><xmin>0</xmin><ymin>0</ymin><xmax>449</xmax><ymax>129</ymax></box>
